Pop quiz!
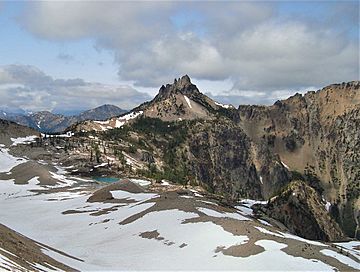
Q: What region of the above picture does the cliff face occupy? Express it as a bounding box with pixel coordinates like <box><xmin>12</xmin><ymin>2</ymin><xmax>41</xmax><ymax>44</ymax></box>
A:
<box><xmin>237</xmin><ymin>81</ymin><xmax>360</xmax><ymax>238</ymax></box>
<box><xmin>254</xmin><ymin>180</ymin><xmax>345</xmax><ymax>241</ymax></box>
<box><xmin>186</xmin><ymin>119</ymin><xmax>291</xmax><ymax>201</ymax></box>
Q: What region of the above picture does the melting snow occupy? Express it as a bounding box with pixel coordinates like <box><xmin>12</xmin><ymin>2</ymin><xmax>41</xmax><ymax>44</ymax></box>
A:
<box><xmin>255</xmin><ymin>226</ymin><xmax>326</xmax><ymax>247</ymax></box>
<box><xmin>321</xmin><ymin>249</ymin><xmax>359</xmax><ymax>269</ymax></box>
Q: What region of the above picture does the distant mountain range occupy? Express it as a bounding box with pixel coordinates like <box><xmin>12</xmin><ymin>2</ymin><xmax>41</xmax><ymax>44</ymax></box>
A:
<box><xmin>0</xmin><ymin>104</ymin><xmax>127</xmax><ymax>133</ymax></box>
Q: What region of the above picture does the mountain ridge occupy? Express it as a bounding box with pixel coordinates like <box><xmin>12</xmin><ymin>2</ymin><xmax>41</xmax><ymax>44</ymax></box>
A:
<box><xmin>0</xmin><ymin>104</ymin><xmax>127</xmax><ymax>133</ymax></box>
<box><xmin>67</xmin><ymin>76</ymin><xmax>359</xmax><ymax>239</ymax></box>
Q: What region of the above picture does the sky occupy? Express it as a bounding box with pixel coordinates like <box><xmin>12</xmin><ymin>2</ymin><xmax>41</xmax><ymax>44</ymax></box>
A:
<box><xmin>0</xmin><ymin>1</ymin><xmax>358</xmax><ymax>114</ymax></box>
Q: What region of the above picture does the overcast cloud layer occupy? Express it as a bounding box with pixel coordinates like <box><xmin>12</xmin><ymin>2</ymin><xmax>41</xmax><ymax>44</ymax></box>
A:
<box><xmin>0</xmin><ymin>64</ymin><xmax>151</xmax><ymax>113</ymax></box>
<box><xmin>0</xmin><ymin>1</ymin><xmax>358</xmax><ymax>112</ymax></box>
<box><xmin>21</xmin><ymin>2</ymin><xmax>358</xmax><ymax>87</ymax></box>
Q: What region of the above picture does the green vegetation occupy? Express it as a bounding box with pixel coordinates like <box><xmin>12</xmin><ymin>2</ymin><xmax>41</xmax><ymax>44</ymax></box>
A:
<box><xmin>100</xmin><ymin>117</ymin><xmax>192</xmax><ymax>185</ymax></box>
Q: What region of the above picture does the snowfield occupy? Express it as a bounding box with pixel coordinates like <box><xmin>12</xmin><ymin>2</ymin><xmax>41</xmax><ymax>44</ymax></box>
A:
<box><xmin>0</xmin><ymin>180</ymin><xmax>342</xmax><ymax>271</ymax></box>
<box><xmin>0</xmin><ymin>145</ymin><xmax>359</xmax><ymax>271</ymax></box>
<box><xmin>0</xmin><ymin>147</ymin><xmax>27</xmax><ymax>172</ymax></box>
<box><xmin>11</xmin><ymin>135</ymin><xmax>38</xmax><ymax>146</ymax></box>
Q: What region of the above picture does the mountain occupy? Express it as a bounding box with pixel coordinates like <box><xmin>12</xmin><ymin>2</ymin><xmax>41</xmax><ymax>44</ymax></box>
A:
<box><xmin>1</xmin><ymin>78</ymin><xmax>359</xmax><ymax>270</ymax></box>
<box><xmin>0</xmin><ymin>104</ymin><xmax>127</xmax><ymax>133</ymax></box>
<box><xmin>68</xmin><ymin>76</ymin><xmax>359</xmax><ymax>240</ymax></box>
<box><xmin>135</xmin><ymin>75</ymin><xmax>234</xmax><ymax>121</ymax></box>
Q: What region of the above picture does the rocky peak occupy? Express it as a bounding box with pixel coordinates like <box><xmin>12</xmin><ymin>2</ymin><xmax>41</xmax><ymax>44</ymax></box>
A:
<box><xmin>173</xmin><ymin>74</ymin><xmax>192</xmax><ymax>89</ymax></box>
<box><xmin>134</xmin><ymin>75</ymin><xmax>220</xmax><ymax>122</ymax></box>
<box><xmin>156</xmin><ymin>75</ymin><xmax>200</xmax><ymax>101</ymax></box>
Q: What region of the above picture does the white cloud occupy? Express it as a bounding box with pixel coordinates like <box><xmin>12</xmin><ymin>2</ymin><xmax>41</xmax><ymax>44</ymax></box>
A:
<box><xmin>17</xmin><ymin>1</ymin><xmax>359</xmax><ymax>102</ymax></box>
<box><xmin>0</xmin><ymin>65</ymin><xmax>151</xmax><ymax>112</ymax></box>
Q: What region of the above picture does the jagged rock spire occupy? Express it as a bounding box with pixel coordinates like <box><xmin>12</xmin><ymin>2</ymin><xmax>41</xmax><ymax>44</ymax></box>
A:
<box><xmin>173</xmin><ymin>75</ymin><xmax>192</xmax><ymax>90</ymax></box>
<box><xmin>151</xmin><ymin>75</ymin><xmax>200</xmax><ymax>103</ymax></box>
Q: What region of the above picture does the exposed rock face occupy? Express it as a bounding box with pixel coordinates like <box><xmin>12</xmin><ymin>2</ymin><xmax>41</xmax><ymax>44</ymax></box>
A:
<box><xmin>254</xmin><ymin>181</ymin><xmax>345</xmax><ymax>242</ymax></box>
<box><xmin>1</xmin><ymin>104</ymin><xmax>127</xmax><ymax>133</ymax></box>
<box><xmin>186</xmin><ymin>119</ymin><xmax>291</xmax><ymax>200</ymax></box>
<box><xmin>187</xmin><ymin>120</ymin><xmax>262</xmax><ymax>199</ymax></box>
<box><xmin>237</xmin><ymin>81</ymin><xmax>360</xmax><ymax>239</ymax></box>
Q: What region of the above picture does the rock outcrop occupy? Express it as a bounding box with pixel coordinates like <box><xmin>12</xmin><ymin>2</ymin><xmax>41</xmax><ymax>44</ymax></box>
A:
<box><xmin>237</xmin><ymin>81</ymin><xmax>360</xmax><ymax>239</ymax></box>
<box><xmin>254</xmin><ymin>181</ymin><xmax>345</xmax><ymax>242</ymax></box>
<box><xmin>135</xmin><ymin>75</ymin><xmax>229</xmax><ymax>121</ymax></box>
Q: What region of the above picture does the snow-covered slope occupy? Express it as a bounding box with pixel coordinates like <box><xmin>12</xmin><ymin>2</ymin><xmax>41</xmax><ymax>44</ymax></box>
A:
<box><xmin>0</xmin><ymin>139</ymin><xmax>359</xmax><ymax>271</ymax></box>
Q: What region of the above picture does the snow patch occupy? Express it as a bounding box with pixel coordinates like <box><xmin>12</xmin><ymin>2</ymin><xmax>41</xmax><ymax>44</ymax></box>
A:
<box><xmin>160</xmin><ymin>180</ymin><xmax>170</xmax><ymax>186</ymax></box>
<box><xmin>240</xmin><ymin>199</ymin><xmax>268</xmax><ymax>208</ymax></box>
<box><xmin>0</xmin><ymin>147</ymin><xmax>27</xmax><ymax>173</ymax></box>
<box><xmin>258</xmin><ymin>219</ymin><xmax>272</xmax><ymax>226</ymax></box>
<box><xmin>94</xmin><ymin>162</ymin><xmax>108</xmax><ymax>168</ymax></box>
<box><xmin>115</xmin><ymin>111</ymin><xmax>143</xmax><ymax>128</ymax></box>
<box><xmin>184</xmin><ymin>95</ymin><xmax>192</xmax><ymax>109</ymax></box>
<box><xmin>11</xmin><ymin>135</ymin><xmax>38</xmax><ymax>146</ymax></box>
<box><xmin>235</xmin><ymin>205</ymin><xmax>254</xmax><ymax>216</ymax></box>
<box><xmin>334</xmin><ymin>241</ymin><xmax>360</xmax><ymax>260</ymax></box>
<box><xmin>215</xmin><ymin>101</ymin><xmax>232</xmax><ymax>109</ymax></box>
<box><xmin>0</xmin><ymin>252</ymin><xmax>26</xmax><ymax>271</ymax></box>
<box><xmin>131</xmin><ymin>178</ymin><xmax>151</xmax><ymax>187</ymax></box>
<box><xmin>281</xmin><ymin>161</ymin><xmax>290</xmax><ymax>169</ymax></box>
<box><xmin>255</xmin><ymin>226</ymin><xmax>326</xmax><ymax>246</ymax></box>
<box><xmin>321</xmin><ymin>249</ymin><xmax>359</xmax><ymax>269</ymax></box>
